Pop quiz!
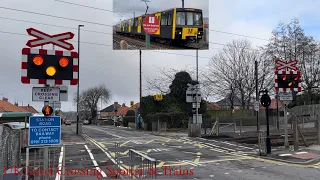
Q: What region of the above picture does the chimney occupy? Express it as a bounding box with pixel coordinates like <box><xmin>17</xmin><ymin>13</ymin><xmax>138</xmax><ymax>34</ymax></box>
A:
<box><xmin>122</xmin><ymin>103</ymin><xmax>126</xmax><ymax>107</ymax></box>
<box><xmin>2</xmin><ymin>97</ymin><xmax>8</xmax><ymax>102</ymax></box>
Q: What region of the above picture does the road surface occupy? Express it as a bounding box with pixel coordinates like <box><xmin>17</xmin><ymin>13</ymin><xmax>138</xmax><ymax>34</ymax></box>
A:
<box><xmin>60</xmin><ymin>124</ymin><xmax>320</xmax><ymax>179</ymax></box>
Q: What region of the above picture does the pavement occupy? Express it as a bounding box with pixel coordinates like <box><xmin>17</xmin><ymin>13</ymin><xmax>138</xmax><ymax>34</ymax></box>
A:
<box><xmin>54</xmin><ymin>124</ymin><xmax>320</xmax><ymax>179</ymax></box>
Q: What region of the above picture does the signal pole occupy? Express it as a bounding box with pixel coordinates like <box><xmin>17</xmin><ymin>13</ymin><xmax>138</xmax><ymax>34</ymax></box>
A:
<box><xmin>76</xmin><ymin>25</ymin><xmax>84</xmax><ymax>134</ymax></box>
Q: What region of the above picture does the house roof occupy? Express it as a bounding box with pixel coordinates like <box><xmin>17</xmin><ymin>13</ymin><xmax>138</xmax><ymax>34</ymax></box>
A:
<box><xmin>100</xmin><ymin>103</ymin><xmax>121</xmax><ymax>112</ymax></box>
<box><xmin>216</xmin><ymin>97</ymin><xmax>242</xmax><ymax>107</ymax></box>
<box><xmin>0</xmin><ymin>100</ymin><xmax>26</xmax><ymax>112</ymax></box>
<box><xmin>263</xmin><ymin>99</ymin><xmax>284</xmax><ymax>109</ymax></box>
<box><xmin>19</xmin><ymin>106</ymin><xmax>38</xmax><ymax>113</ymax></box>
<box><xmin>206</xmin><ymin>102</ymin><xmax>220</xmax><ymax>110</ymax></box>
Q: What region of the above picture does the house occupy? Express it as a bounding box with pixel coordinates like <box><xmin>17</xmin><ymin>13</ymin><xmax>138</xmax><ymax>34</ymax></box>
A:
<box><xmin>0</xmin><ymin>97</ymin><xmax>26</xmax><ymax>112</ymax></box>
<box><xmin>205</xmin><ymin>102</ymin><xmax>221</xmax><ymax>110</ymax></box>
<box><xmin>100</xmin><ymin>102</ymin><xmax>122</xmax><ymax>119</ymax></box>
<box><xmin>216</xmin><ymin>97</ymin><xmax>255</xmax><ymax>110</ymax></box>
<box><xmin>19</xmin><ymin>105</ymin><xmax>38</xmax><ymax>113</ymax></box>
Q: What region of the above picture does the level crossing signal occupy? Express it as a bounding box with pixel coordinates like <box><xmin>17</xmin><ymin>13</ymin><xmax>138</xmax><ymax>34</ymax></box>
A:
<box><xmin>21</xmin><ymin>48</ymin><xmax>79</xmax><ymax>85</ymax></box>
<box><xmin>277</xmin><ymin>74</ymin><xmax>300</xmax><ymax>88</ymax></box>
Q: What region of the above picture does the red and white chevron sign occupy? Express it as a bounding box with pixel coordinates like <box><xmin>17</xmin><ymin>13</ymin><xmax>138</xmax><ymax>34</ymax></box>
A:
<box><xmin>26</xmin><ymin>28</ymin><xmax>75</xmax><ymax>50</ymax></box>
<box><xmin>276</xmin><ymin>59</ymin><xmax>299</xmax><ymax>71</ymax></box>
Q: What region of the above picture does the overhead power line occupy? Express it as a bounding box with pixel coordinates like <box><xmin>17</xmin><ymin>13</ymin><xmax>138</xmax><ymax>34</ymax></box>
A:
<box><xmin>0</xmin><ymin>5</ymin><xmax>269</xmax><ymax>42</ymax></box>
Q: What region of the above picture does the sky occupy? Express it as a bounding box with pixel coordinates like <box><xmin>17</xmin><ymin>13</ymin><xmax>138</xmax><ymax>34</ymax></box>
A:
<box><xmin>113</xmin><ymin>0</ymin><xmax>209</xmax><ymax>25</ymax></box>
<box><xmin>0</xmin><ymin>0</ymin><xmax>319</xmax><ymax>112</ymax></box>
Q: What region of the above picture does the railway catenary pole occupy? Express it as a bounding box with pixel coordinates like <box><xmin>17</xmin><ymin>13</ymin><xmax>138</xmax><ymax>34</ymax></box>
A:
<box><xmin>182</xmin><ymin>0</ymin><xmax>184</xmax><ymax>8</ymax></box>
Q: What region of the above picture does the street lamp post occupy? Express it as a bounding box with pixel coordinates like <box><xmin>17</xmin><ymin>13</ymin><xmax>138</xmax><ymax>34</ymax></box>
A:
<box><xmin>76</xmin><ymin>24</ymin><xmax>84</xmax><ymax>134</ymax></box>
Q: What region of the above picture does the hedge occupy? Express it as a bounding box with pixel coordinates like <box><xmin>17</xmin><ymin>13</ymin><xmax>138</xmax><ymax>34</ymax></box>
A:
<box><xmin>123</xmin><ymin>116</ymin><xmax>135</xmax><ymax>127</ymax></box>
<box><xmin>145</xmin><ymin>112</ymin><xmax>188</xmax><ymax>129</ymax></box>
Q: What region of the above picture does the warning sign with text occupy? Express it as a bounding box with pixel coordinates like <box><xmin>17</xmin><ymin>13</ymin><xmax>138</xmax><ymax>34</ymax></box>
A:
<box><xmin>32</xmin><ymin>87</ymin><xmax>60</xmax><ymax>101</ymax></box>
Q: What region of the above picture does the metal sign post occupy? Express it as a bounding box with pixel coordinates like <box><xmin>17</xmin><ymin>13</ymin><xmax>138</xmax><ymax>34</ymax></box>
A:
<box><xmin>142</xmin><ymin>15</ymin><xmax>160</xmax><ymax>50</ymax></box>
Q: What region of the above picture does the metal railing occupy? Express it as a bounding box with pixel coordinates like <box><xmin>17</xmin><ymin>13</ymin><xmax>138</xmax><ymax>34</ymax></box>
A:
<box><xmin>0</xmin><ymin>127</ymin><xmax>22</xmax><ymax>180</ymax></box>
<box><xmin>25</xmin><ymin>145</ymin><xmax>63</xmax><ymax>180</ymax></box>
<box><xmin>129</xmin><ymin>149</ymin><xmax>157</xmax><ymax>179</ymax></box>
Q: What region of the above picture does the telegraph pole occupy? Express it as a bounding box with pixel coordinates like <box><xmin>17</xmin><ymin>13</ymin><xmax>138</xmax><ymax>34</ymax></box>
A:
<box><xmin>139</xmin><ymin>49</ymin><xmax>142</xmax><ymax>110</ymax></box>
<box><xmin>196</xmin><ymin>49</ymin><xmax>198</xmax><ymax>82</ymax></box>
<box><xmin>255</xmin><ymin>60</ymin><xmax>259</xmax><ymax>132</ymax></box>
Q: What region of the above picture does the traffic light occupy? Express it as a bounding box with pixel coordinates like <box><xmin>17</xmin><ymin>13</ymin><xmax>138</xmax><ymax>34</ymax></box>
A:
<box><xmin>27</xmin><ymin>53</ymin><xmax>74</xmax><ymax>80</ymax></box>
<box><xmin>260</xmin><ymin>94</ymin><xmax>271</xmax><ymax>107</ymax></box>
<box><xmin>42</xmin><ymin>105</ymin><xmax>53</xmax><ymax>116</ymax></box>
<box><xmin>130</xmin><ymin>101</ymin><xmax>134</xmax><ymax>107</ymax></box>
<box><xmin>277</xmin><ymin>74</ymin><xmax>300</xmax><ymax>88</ymax></box>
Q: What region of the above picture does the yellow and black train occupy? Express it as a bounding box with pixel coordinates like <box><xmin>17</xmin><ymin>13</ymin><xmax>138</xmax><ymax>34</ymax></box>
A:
<box><xmin>114</xmin><ymin>8</ymin><xmax>204</xmax><ymax>46</ymax></box>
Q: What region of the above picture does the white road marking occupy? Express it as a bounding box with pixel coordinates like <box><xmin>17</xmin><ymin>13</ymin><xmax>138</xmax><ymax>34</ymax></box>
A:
<box><xmin>84</xmin><ymin>126</ymin><xmax>124</xmax><ymax>138</ymax></box>
<box><xmin>295</xmin><ymin>152</ymin><xmax>308</xmax><ymax>154</ymax></box>
<box><xmin>55</xmin><ymin>146</ymin><xmax>64</xmax><ymax>180</ymax></box>
<box><xmin>279</xmin><ymin>154</ymin><xmax>292</xmax><ymax>157</ymax></box>
<box><xmin>82</xmin><ymin>134</ymin><xmax>127</xmax><ymax>172</ymax></box>
<box><xmin>84</xmin><ymin>145</ymin><xmax>107</xmax><ymax>177</ymax></box>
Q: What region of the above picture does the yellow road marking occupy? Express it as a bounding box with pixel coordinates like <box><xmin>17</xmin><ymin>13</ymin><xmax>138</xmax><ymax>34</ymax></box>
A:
<box><xmin>169</xmin><ymin>146</ymin><xmax>182</xmax><ymax>148</ymax></box>
<box><xmin>120</xmin><ymin>150</ymin><xmax>129</xmax><ymax>155</ymax></box>
<box><xmin>146</xmin><ymin>149</ymin><xmax>152</xmax><ymax>153</ymax></box>
<box><xmin>194</xmin><ymin>143</ymin><xmax>205</xmax><ymax>148</ymax></box>
<box><xmin>145</xmin><ymin>140</ymin><xmax>154</xmax><ymax>144</ymax></box>
<box><xmin>157</xmin><ymin>161</ymin><xmax>165</xmax><ymax>168</ymax></box>
<box><xmin>165</xmin><ymin>139</ymin><xmax>171</xmax><ymax>142</ymax></box>
<box><xmin>194</xmin><ymin>156</ymin><xmax>200</xmax><ymax>163</ymax></box>
<box><xmin>162</xmin><ymin>162</ymin><xmax>188</xmax><ymax>166</ymax></box>
<box><xmin>120</xmin><ymin>141</ymin><xmax>130</xmax><ymax>147</ymax></box>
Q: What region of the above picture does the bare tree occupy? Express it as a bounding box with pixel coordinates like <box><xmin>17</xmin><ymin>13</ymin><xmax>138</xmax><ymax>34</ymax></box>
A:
<box><xmin>207</xmin><ymin>39</ymin><xmax>272</xmax><ymax>109</ymax></box>
<box><xmin>73</xmin><ymin>84</ymin><xmax>111</xmax><ymax>124</ymax></box>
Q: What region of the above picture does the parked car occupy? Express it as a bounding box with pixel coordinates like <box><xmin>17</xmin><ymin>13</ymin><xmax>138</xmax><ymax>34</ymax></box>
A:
<box><xmin>64</xmin><ymin>120</ymin><xmax>72</xmax><ymax>125</ymax></box>
<box><xmin>83</xmin><ymin>120</ymin><xmax>89</xmax><ymax>125</ymax></box>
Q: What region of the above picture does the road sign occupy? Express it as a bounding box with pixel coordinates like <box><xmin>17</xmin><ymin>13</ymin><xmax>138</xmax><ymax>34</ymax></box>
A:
<box><xmin>21</xmin><ymin>48</ymin><xmax>79</xmax><ymax>85</ymax></box>
<box><xmin>142</xmin><ymin>15</ymin><xmax>160</xmax><ymax>35</ymax></box>
<box><xmin>59</xmin><ymin>86</ymin><xmax>68</xmax><ymax>101</ymax></box>
<box><xmin>26</xmin><ymin>28</ymin><xmax>75</xmax><ymax>50</ymax></box>
<box><xmin>32</xmin><ymin>87</ymin><xmax>60</xmax><ymax>101</ymax></box>
<box><xmin>254</xmin><ymin>101</ymin><xmax>260</xmax><ymax>111</ymax></box>
<box><xmin>276</xmin><ymin>59</ymin><xmax>298</xmax><ymax>71</ymax></box>
<box><xmin>279</xmin><ymin>92</ymin><xmax>293</xmax><ymax>101</ymax></box>
<box><xmin>28</xmin><ymin>116</ymin><xmax>61</xmax><ymax>146</ymax></box>
<box><xmin>44</xmin><ymin>101</ymin><xmax>61</xmax><ymax>109</ymax></box>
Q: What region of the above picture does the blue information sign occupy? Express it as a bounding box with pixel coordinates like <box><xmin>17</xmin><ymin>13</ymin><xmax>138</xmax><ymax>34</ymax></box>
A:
<box><xmin>28</xmin><ymin>116</ymin><xmax>61</xmax><ymax>146</ymax></box>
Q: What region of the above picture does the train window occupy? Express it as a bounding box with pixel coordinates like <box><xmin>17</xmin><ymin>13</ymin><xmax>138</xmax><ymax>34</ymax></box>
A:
<box><xmin>194</xmin><ymin>13</ymin><xmax>203</xmax><ymax>25</ymax></box>
<box><xmin>186</xmin><ymin>12</ymin><xmax>193</xmax><ymax>25</ymax></box>
<box><xmin>161</xmin><ymin>13</ymin><xmax>167</xmax><ymax>25</ymax></box>
<box><xmin>176</xmin><ymin>12</ymin><xmax>186</xmax><ymax>25</ymax></box>
<box><xmin>168</xmin><ymin>14</ymin><xmax>172</xmax><ymax>25</ymax></box>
